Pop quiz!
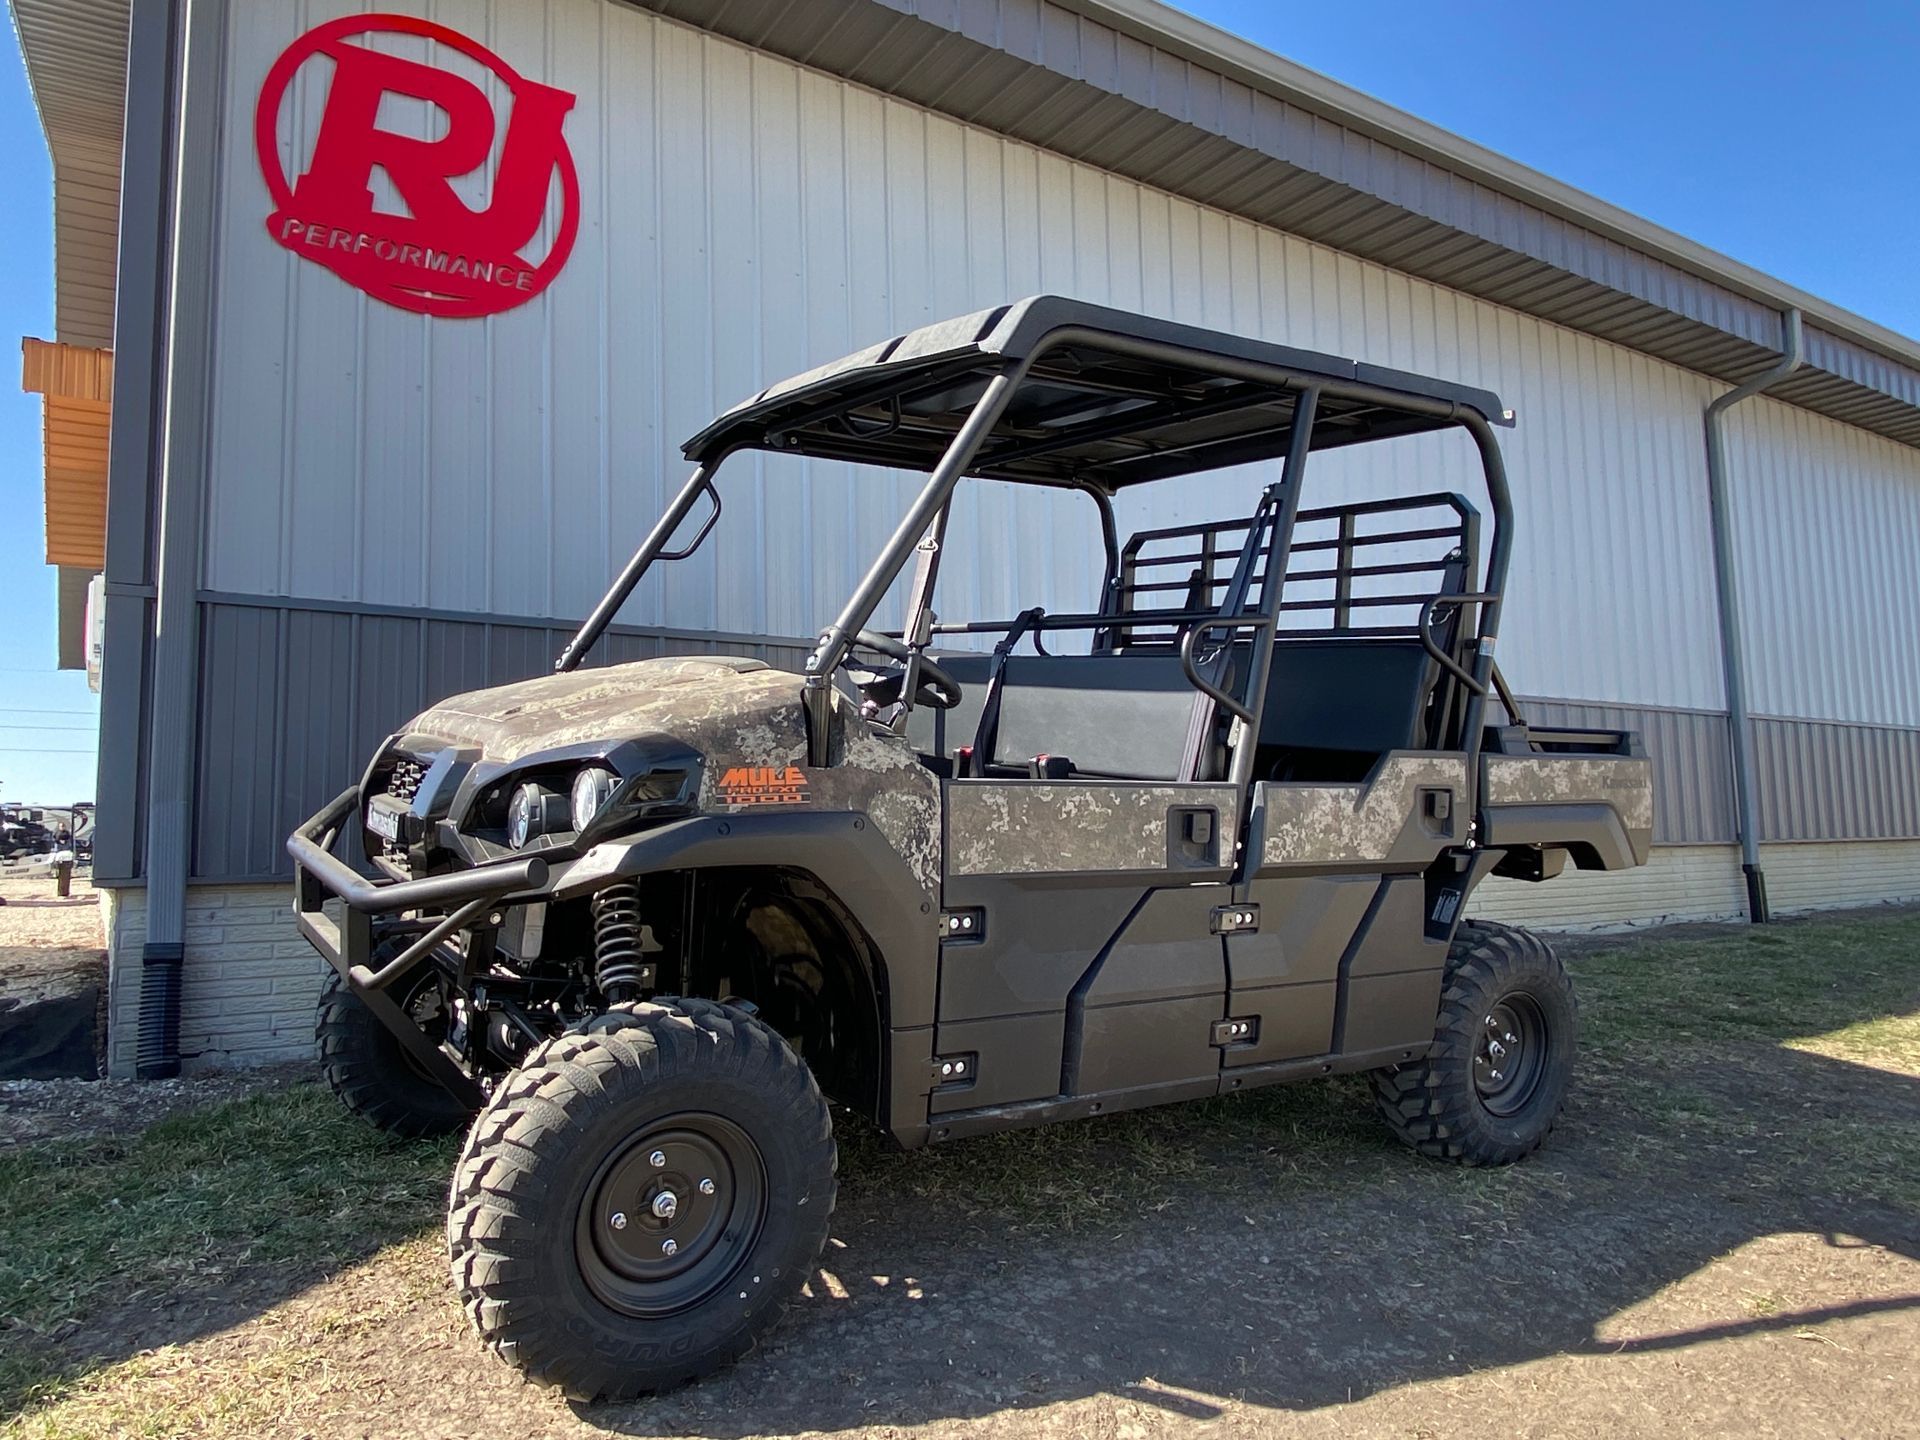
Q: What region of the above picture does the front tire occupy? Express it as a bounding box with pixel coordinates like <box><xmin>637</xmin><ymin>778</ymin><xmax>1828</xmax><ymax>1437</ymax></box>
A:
<box><xmin>447</xmin><ymin>998</ymin><xmax>836</xmax><ymax>1399</ymax></box>
<box><xmin>1370</xmin><ymin>920</ymin><xmax>1577</xmax><ymax>1165</ymax></box>
<box><xmin>314</xmin><ymin>967</ymin><xmax>474</xmax><ymax>1138</ymax></box>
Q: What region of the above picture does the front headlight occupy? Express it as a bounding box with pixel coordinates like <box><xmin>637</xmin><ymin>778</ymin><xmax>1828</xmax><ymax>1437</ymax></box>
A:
<box><xmin>570</xmin><ymin>765</ymin><xmax>620</xmax><ymax>831</ymax></box>
<box><xmin>507</xmin><ymin>782</ymin><xmax>568</xmax><ymax>849</ymax></box>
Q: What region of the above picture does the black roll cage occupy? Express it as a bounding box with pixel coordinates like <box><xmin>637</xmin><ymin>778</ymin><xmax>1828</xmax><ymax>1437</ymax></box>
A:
<box><xmin>557</xmin><ymin>323</ymin><xmax>1517</xmax><ymax>785</ymax></box>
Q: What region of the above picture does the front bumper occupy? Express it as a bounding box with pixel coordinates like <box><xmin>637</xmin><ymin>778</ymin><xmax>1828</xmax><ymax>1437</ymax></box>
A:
<box><xmin>289</xmin><ymin>787</ymin><xmax>553</xmax><ymax>1106</ymax></box>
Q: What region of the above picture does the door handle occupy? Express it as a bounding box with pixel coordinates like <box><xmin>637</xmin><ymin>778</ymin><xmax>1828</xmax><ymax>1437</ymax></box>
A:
<box><xmin>1171</xmin><ymin>806</ymin><xmax>1219</xmax><ymax>865</ymax></box>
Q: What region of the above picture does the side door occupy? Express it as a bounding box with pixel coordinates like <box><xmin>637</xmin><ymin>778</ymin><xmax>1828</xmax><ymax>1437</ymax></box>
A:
<box><xmin>1221</xmin><ymin>752</ymin><xmax>1466</xmax><ymax>1070</ymax></box>
<box><xmin>931</xmin><ymin>776</ymin><xmax>1240</xmax><ymax>1120</ymax></box>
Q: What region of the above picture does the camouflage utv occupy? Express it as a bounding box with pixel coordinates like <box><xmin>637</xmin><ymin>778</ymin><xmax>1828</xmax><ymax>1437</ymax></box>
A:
<box><xmin>291</xmin><ymin>297</ymin><xmax>1653</xmax><ymax>1398</ymax></box>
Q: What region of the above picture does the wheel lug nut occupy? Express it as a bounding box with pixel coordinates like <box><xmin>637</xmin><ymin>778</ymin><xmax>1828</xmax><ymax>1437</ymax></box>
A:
<box><xmin>699</xmin><ymin>1178</ymin><xmax>716</xmax><ymax>1196</ymax></box>
<box><xmin>609</xmin><ymin>1212</ymin><xmax>627</xmax><ymax>1231</ymax></box>
<box><xmin>649</xmin><ymin>1150</ymin><xmax>667</xmax><ymax>1168</ymax></box>
<box><xmin>661</xmin><ymin>1238</ymin><xmax>678</xmax><ymax>1256</ymax></box>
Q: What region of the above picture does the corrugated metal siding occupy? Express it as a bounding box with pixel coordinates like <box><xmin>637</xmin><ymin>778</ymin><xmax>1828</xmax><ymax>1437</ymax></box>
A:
<box><xmin>190</xmin><ymin>597</ymin><xmax>810</xmax><ymax>879</ymax></box>
<box><xmin>1510</xmin><ymin>699</ymin><xmax>1920</xmax><ymax>846</ymax></box>
<box><xmin>23</xmin><ymin>0</ymin><xmax>1920</xmax><ymax>446</ymax></box>
<box><xmin>191</xmin><ymin>594</ymin><xmax>1920</xmax><ymax>875</ymax></box>
<box><xmin>188</xmin><ymin>0</ymin><xmax>1920</xmax><ymax>875</ymax></box>
<box><xmin>628</xmin><ymin>0</ymin><xmax>1920</xmax><ymax>448</ymax></box>
<box><xmin>1723</xmin><ymin>393</ymin><xmax>1920</xmax><ymax>727</ymax></box>
<box><xmin>209</xmin><ymin>0</ymin><xmax>1746</xmax><ymax>715</ymax></box>
<box><xmin>1752</xmin><ymin>716</ymin><xmax>1920</xmax><ymax>842</ymax></box>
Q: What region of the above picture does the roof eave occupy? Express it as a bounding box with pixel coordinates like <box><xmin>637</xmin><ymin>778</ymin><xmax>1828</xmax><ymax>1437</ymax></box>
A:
<box><xmin>1060</xmin><ymin>0</ymin><xmax>1920</xmax><ymax>378</ymax></box>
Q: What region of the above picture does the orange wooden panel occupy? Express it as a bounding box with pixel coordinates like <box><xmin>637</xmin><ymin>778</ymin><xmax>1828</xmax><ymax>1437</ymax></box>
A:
<box><xmin>20</xmin><ymin>340</ymin><xmax>112</xmax><ymax>571</ymax></box>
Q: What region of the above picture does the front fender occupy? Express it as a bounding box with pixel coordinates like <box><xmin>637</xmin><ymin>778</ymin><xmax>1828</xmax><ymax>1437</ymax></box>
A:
<box><xmin>552</xmin><ymin>811</ymin><xmax>939</xmax><ymax>1031</ymax></box>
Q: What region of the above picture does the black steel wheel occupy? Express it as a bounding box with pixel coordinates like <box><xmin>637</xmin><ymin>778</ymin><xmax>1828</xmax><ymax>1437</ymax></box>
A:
<box><xmin>574</xmin><ymin>1114</ymin><xmax>769</xmax><ymax>1319</ymax></box>
<box><xmin>1473</xmin><ymin>992</ymin><xmax>1549</xmax><ymax>1117</ymax></box>
<box><xmin>448</xmin><ymin>998</ymin><xmax>835</xmax><ymax>1400</ymax></box>
<box><xmin>1370</xmin><ymin>920</ymin><xmax>1577</xmax><ymax>1166</ymax></box>
<box><xmin>315</xmin><ymin>964</ymin><xmax>474</xmax><ymax>1138</ymax></box>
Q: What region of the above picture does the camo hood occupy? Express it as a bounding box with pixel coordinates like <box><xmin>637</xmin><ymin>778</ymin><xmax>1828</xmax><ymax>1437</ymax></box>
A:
<box><xmin>407</xmin><ymin>656</ymin><xmax>810</xmax><ymax>769</ymax></box>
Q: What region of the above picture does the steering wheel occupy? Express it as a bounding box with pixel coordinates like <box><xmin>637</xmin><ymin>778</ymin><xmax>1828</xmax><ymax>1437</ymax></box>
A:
<box><xmin>843</xmin><ymin>630</ymin><xmax>964</xmax><ymax>711</ymax></box>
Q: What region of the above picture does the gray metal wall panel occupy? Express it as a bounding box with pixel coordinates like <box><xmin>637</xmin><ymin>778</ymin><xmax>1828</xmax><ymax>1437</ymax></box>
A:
<box><xmin>191</xmin><ymin>594</ymin><xmax>1920</xmax><ymax>874</ymax></box>
<box><xmin>1508</xmin><ymin>703</ymin><xmax>1920</xmax><ymax>846</ymax></box>
<box><xmin>1752</xmin><ymin>716</ymin><xmax>1920</xmax><ymax>843</ymax></box>
<box><xmin>202</xmin><ymin>0</ymin><xmax>1920</xmax><ymax>800</ymax></box>
<box><xmin>274</xmin><ymin>607</ymin><xmax>357</xmax><ymax>871</ymax></box>
<box><xmin>1724</xmin><ymin>394</ymin><xmax>1920</xmax><ymax>727</ymax></box>
<box><xmin>208</xmin><ymin>0</ymin><xmax>1758</xmax><ymax>719</ymax></box>
<box><xmin>192</xmin><ymin>603</ymin><xmax>280</xmax><ymax>880</ymax></box>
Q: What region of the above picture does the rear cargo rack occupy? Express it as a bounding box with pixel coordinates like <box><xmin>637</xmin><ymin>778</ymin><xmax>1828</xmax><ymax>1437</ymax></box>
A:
<box><xmin>1102</xmin><ymin>491</ymin><xmax>1480</xmax><ymax>649</ymax></box>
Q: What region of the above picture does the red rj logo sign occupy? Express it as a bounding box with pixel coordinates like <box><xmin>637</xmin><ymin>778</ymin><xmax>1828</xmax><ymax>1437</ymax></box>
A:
<box><xmin>254</xmin><ymin>14</ymin><xmax>579</xmax><ymax>318</ymax></box>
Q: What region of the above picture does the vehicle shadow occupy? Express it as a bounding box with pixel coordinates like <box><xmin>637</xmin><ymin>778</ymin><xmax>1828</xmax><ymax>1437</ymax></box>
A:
<box><xmin>585</xmin><ymin>1029</ymin><xmax>1920</xmax><ymax>1435</ymax></box>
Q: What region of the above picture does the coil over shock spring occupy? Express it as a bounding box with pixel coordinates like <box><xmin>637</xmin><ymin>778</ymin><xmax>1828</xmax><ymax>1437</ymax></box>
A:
<box><xmin>590</xmin><ymin>882</ymin><xmax>653</xmax><ymax>1003</ymax></box>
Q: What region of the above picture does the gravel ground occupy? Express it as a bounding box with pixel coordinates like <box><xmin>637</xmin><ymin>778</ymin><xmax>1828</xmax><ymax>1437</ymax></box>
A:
<box><xmin>0</xmin><ymin>1067</ymin><xmax>312</xmax><ymax>1148</ymax></box>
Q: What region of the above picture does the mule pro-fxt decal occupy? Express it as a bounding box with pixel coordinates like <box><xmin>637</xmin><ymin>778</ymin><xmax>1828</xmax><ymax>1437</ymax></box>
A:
<box><xmin>715</xmin><ymin>765</ymin><xmax>811</xmax><ymax>807</ymax></box>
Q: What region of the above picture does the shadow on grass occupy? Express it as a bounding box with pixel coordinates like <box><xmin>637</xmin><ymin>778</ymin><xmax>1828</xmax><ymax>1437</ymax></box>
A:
<box><xmin>3</xmin><ymin>908</ymin><xmax>1917</xmax><ymax>1433</ymax></box>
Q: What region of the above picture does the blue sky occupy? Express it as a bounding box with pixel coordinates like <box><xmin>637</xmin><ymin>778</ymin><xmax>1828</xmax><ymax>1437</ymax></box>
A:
<box><xmin>1</xmin><ymin>25</ymin><xmax>94</xmax><ymax>807</ymax></box>
<box><xmin>1</xmin><ymin>0</ymin><xmax>1916</xmax><ymax>805</ymax></box>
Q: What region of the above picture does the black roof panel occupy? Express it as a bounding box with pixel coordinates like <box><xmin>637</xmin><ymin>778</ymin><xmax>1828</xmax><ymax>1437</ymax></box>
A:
<box><xmin>682</xmin><ymin>296</ymin><xmax>1512</xmax><ymax>488</ymax></box>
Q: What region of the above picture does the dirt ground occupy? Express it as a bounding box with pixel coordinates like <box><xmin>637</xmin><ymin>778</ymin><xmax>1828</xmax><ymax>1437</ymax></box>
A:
<box><xmin>0</xmin><ymin>868</ymin><xmax>108</xmax><ymax>1096</ymax></box>
<box><xmin>0</xmin><ymin>867</ymin><xmax>103</xmax><ymax>989</ymax></box>
<box><xmin>2</xmin><ymin>906</ymin><xmax>1916</xmax><ymax>1439</ymax></box>
<box><xmin>0</xmin><ymin>871</ymin><xmax>309</xmax><ymax>1144</ymax></box>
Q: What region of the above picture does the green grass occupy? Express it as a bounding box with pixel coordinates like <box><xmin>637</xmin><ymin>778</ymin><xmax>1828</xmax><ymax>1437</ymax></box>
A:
<box><xmin>1570</xmin><ymin>908</ymin><xmax>1920</xmax><ymax>1215</ymax></box>
<box><xmin>0</xmin><ymin>1087</ymin><xmax>454</xmax><ymax>1417</ymax></box>
<box><xmin>1574</xmin><ymin>908</ymin><xmax>1920</xmax><ymax>1062</ymax></box>
<box><xmin>1</xmin><ymin>907</ymin><xmax>1916</xmax><ymax>1434</ymax></box>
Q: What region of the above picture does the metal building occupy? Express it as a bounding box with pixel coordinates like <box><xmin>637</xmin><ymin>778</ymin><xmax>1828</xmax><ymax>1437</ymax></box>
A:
<box><xmin>15</xmin><ymin>0</ymin><xmax>1920</xmax><ymax>1076</ymax></box>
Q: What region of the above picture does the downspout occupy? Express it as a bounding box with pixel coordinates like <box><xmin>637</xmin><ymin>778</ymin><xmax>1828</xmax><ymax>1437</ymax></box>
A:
<box><xmin>138</xmin><ymin>0</ymin><xmax>224</xmax><ymax>1077</ymax></box>
<box><xmin>1703</xmin><ymin>308</ymin><xmax>1803</xmax><ymax>924</ymax></box>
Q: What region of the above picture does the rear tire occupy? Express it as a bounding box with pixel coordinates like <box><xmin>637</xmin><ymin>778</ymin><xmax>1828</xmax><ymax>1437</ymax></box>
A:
<box><xmin>446</xmin><ymin>998</ymin><xmax>835</xmax><ymax>1399</ymax></box>
<box><xmin>314</xmin><ymin>967</ymin><xmax>474</xmax><ymax>1138</ymax></box>
<box><xmin>1370</xmin><ymin>920</ymin><xmax>1577</xmax><ymax>1165</ymax></box>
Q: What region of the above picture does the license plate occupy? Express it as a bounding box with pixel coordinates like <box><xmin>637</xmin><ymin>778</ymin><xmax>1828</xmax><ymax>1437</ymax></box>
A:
<box><xmin>366</xmin><ymin>804</ymin><xmax>401</xmax><ymax>842</ymax></box>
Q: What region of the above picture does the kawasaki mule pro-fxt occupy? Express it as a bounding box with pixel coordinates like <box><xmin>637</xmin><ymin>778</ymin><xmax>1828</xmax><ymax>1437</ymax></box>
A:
<box><xmin>290</xmin><ymin>298</ymin><xmax>1653</xmax><ymax>1397</ymax></box>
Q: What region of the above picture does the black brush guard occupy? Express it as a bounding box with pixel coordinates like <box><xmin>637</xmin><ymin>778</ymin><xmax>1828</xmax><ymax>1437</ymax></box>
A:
<box><xmin>289</xmin><ymin>787</ymin><xmax>552</xmax><ymax>1107</ymax></box>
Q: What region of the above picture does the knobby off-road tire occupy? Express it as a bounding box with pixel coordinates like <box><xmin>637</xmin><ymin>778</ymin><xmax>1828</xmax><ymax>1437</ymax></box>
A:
<box><xmin>314</xmin><ymin>967</ymin><xmax>473</xmax><ymax>1138</ymax></box>
<box><xmin>447</xmin><ymin>998</ymin><xmax>836</xmax><ymax>1400</ymax></box>
<box><xmin>1370</xmin><ymin>920</ymin><xmax>1577</xmax><ymax>1166</ymax></box>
